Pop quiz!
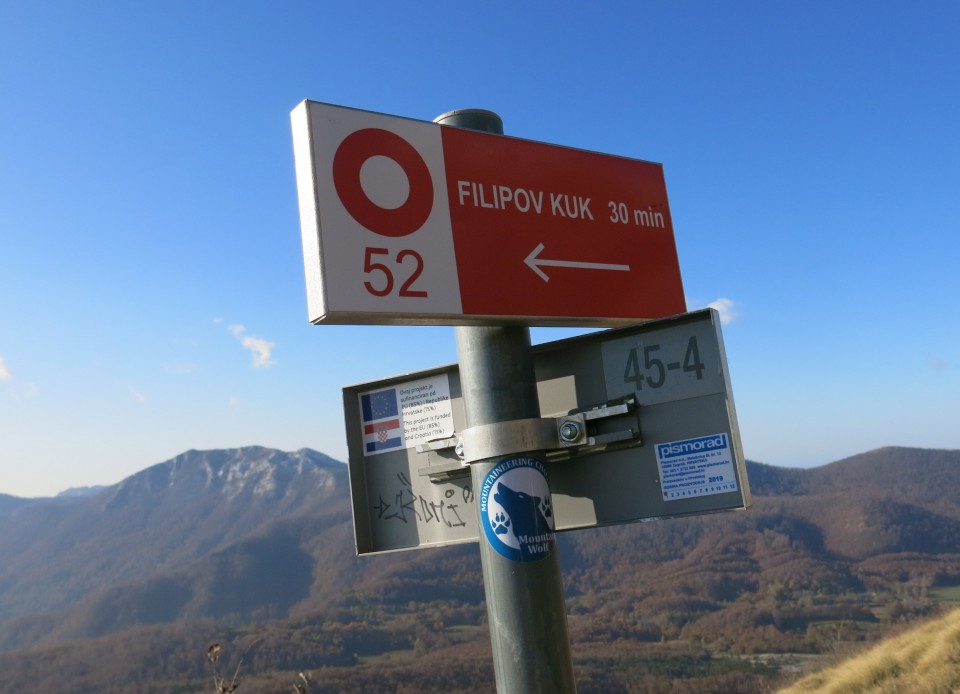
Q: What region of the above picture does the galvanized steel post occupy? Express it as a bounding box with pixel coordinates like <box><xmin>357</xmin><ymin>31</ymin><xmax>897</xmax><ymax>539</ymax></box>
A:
<box><xmin>435</xmin><ymin>109</ymin><xmax>577</xmax><ymax>693</ymax></box>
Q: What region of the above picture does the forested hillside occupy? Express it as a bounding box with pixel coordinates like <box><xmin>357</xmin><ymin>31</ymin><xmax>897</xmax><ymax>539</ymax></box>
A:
<box><xmin>1</xmin><ymin>446</ymin><xmax>959</xmax><ymax>692</ymax></box>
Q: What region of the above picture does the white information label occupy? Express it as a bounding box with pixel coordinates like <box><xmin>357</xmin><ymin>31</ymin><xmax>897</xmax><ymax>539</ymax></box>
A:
<box><xmin>655</xmin><ymin>433</ymin><xmax>738</xmax><ymax>501</ymax></box>
<box><xmin>358</xmin><ymin>374</ymin><xmax>454</xmax><ymax>457</ymax></box>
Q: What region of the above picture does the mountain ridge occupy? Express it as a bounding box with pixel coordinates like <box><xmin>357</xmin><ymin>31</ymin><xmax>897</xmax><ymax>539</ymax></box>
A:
<box><xmin>1</xmin><ymin>444</ymin><xmax>947</xmax><ymax>502</ymax></box>
<box><xmin>0</xmin><ymin>446</ymin><xmax>350</xmax><ymax>622</ymax></box>
<box><xmin>1</xmin><ymin>444</ymin><xmax>959</xmax><ymax>691</ymax></box>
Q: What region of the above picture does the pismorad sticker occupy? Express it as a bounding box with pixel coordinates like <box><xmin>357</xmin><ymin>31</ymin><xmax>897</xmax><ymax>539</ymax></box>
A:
<box><xmin>656</xmin><ymin>433</ymin><xmax>738</xmax><ymax>501</ymax></box>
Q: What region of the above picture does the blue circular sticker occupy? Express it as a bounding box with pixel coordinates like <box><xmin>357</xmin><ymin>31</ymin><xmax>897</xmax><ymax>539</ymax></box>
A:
<box><xmin>479</xmin><ymin>456</ymin><xmax>556</xmax><ymax>562</ymax></box>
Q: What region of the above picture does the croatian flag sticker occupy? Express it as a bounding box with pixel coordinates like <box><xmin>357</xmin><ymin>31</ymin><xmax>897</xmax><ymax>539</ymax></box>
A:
<box><xmin>360</xmin><ymin>388</ymin><xmax>402</xmax><ymax>455</ymax></box>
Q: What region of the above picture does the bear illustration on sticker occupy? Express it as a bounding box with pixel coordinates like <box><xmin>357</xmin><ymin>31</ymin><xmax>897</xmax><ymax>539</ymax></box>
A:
<box><xmin>492</xmin><ymin>481</ymin><xmax>554</xmax><ymax>552</ymax></box>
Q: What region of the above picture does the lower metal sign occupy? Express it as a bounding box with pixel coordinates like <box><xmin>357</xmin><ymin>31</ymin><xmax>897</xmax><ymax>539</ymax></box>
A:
<box><xmin>342</xmin><ymin>309</ymin><xmax>750</xmax><ymax>554</ymax></box>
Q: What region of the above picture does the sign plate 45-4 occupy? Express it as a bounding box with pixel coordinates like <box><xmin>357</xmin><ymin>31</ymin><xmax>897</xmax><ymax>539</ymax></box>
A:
<box><xmin>342</xmin><ymin>309</ymin><xmax>749</xmax><ymax>555</ymax></box>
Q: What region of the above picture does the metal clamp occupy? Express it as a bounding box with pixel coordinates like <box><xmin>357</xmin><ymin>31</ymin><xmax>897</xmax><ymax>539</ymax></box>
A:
<box><xmin>417</xmin><ymin>395</ymin><xmax>641</xmax><ymax>480</ymax></box>
<box><xmin>460</xmin><ymin>417</ymin><xmax>557</xmax><ymax>464</ymax></box>
<box><xmin>545</xmin><ymin>395</ymin><xmax>641</xmax><ymax>463</ymax></box>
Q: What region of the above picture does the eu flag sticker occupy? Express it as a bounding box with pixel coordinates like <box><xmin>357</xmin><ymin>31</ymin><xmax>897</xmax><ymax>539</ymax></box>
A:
<box><xmin>361</xmin><ymin>388</ymin><xmax>399</xmax><ymax>421</ymax></box>
<box><xmin>360</xmin><ymin>388</ymin><xmax>402</xmax><ymax>455</ymax></box>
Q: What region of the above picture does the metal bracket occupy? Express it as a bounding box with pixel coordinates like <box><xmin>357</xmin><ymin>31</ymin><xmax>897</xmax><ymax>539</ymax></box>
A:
<box><xmin>415</xmin><ymin>435</ymin><xmax>467</xmax><ymax>481</ymax></box>
<box><xmin>417</xmin><ymin>395</ymin><xmax>641</xmax><ymax>481</ymax></box>
<box><xmin>545</xmin><ymin>395</ymin><xmax>641</xmax><ymax>463</ymax></box>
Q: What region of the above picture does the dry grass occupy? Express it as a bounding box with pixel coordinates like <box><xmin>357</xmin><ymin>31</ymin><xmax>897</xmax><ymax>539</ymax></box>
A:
<box><xmin>778</xmin><ymin>608</ymin><xmax>960</xmax><ymax>694</ymax></box>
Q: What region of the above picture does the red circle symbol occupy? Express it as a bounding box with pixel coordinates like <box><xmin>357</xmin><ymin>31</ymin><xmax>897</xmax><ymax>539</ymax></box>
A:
<box><xmin>332</xmin><ymin>128</ymin><xmax>434</xmax><ymax>237</ymax></box>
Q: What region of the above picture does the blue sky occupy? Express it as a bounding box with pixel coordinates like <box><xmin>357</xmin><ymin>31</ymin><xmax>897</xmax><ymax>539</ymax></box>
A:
<box><xmin>1</xmin><ymin>2</ymin><xmax>957</xmax><ymax>497</ymax></box>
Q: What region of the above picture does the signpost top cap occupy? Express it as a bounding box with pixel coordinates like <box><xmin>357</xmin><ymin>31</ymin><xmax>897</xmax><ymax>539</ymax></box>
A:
<box><xmin>433</xmin><ymin>109</ymin><xmax>503</xmax><ymax>134</ymax></box>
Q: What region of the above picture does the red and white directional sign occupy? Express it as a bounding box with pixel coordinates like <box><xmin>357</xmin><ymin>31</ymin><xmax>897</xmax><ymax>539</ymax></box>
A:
<box><xmin>291</xmin><ymin>101</ymin><xmax>686</xmax><ymax>326</ymax></box>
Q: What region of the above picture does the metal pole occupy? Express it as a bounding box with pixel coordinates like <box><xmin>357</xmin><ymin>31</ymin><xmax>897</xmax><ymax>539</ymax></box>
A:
<box><xmin>435</xmin><ymin>109</ymin><xmax>577</xmax><ymax>693</ymax></box>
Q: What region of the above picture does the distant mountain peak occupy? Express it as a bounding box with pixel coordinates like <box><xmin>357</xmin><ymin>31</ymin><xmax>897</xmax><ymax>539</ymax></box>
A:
<box><xmin>102</xmin><ymin>446</ymin><xmax>346</xmax><ymax>511</ymax></box>
<box><xmin>0</xmin><ymin>446</ymin><xmax>351</xmax><ymax>626</ymax></box>
<box><xmin>56</xmin><ymin>485</ymin><xmax>107</xmax><ymax>499</ymax></box>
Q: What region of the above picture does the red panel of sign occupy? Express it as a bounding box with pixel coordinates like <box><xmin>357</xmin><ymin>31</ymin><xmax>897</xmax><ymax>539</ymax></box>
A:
<box><xmin>441</xmin><ymin>127</ymin><xmax>685</xmax><ymax>320</ymax></box>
